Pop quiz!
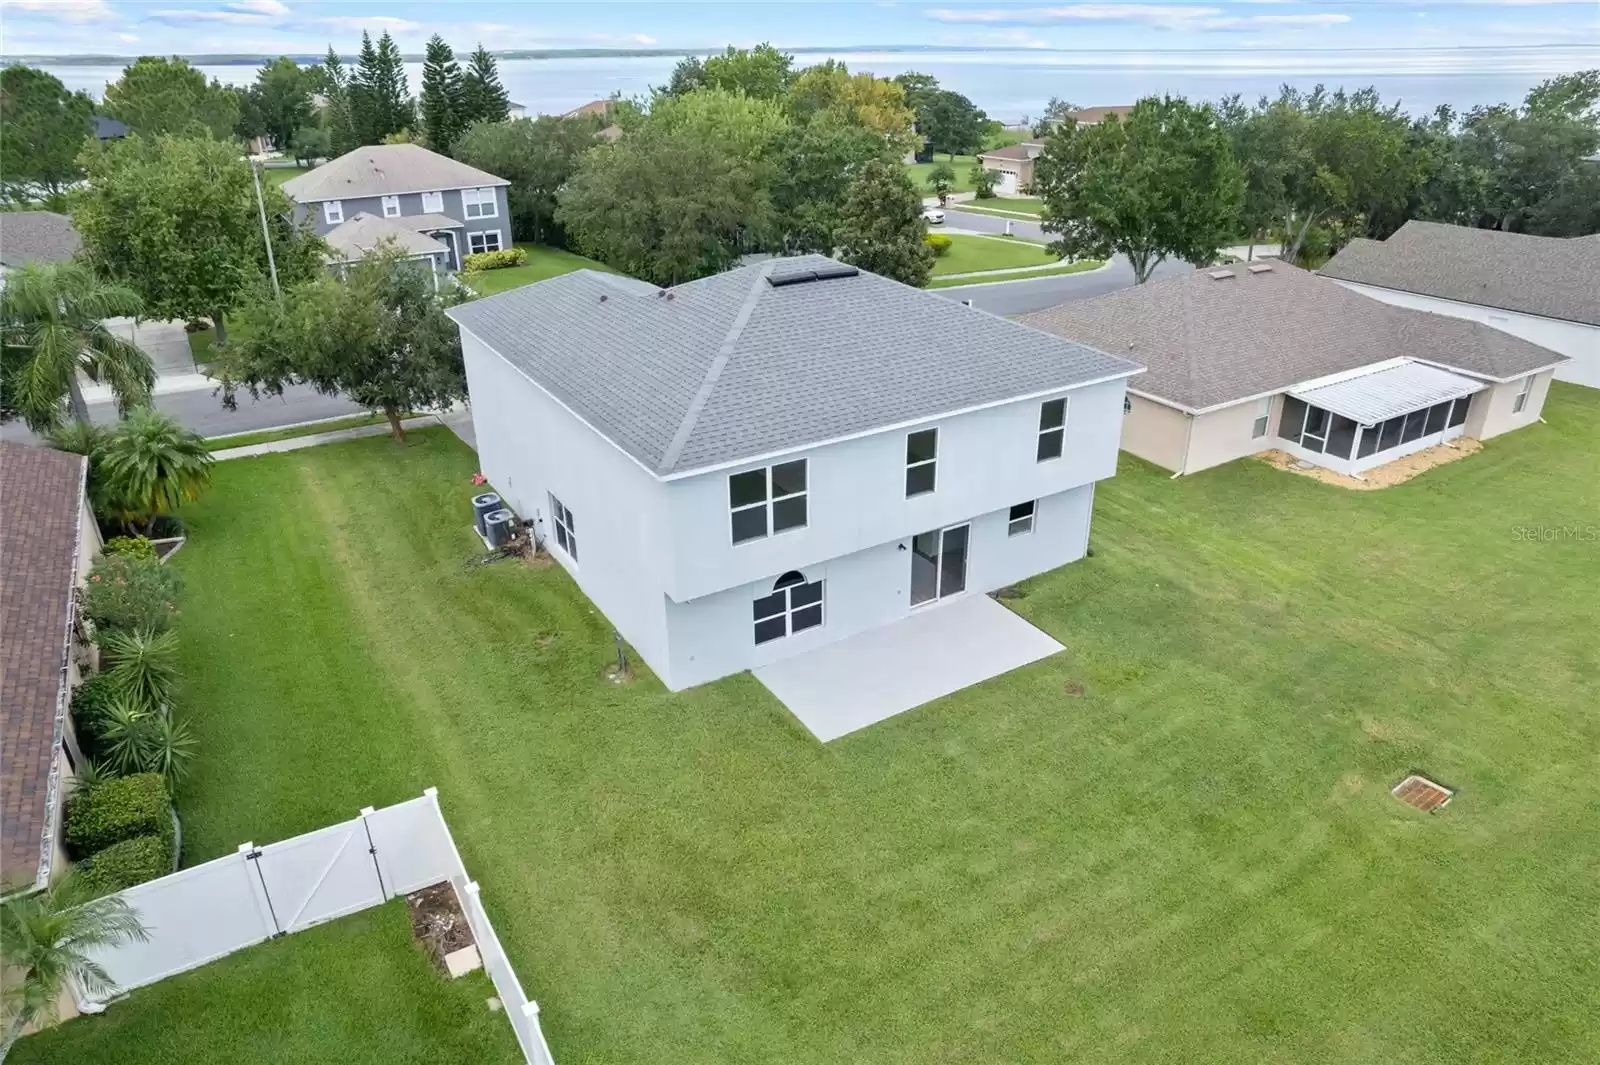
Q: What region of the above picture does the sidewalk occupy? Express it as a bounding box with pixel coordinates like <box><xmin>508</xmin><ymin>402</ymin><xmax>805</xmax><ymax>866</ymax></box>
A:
<box><xmin>936</xmin><ymin>260</ymin><xmax>1109</xmax><ymax>281</ymax></box>
<box><xmin>212</xmin><ymin>415</ymin><xmax>443</xmax><ymax>460</ymax></box>
<box><xmin>80</xmin><ymin>372</ymin><xmax>217</xmax><ymax>404</ymax></box>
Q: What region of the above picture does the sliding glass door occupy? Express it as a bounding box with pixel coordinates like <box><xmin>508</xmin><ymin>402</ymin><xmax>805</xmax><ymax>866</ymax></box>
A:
<box><xmin>910</xmin><ymin>524</ymin><xmax>969</xmax><ymax>606</ymax></box>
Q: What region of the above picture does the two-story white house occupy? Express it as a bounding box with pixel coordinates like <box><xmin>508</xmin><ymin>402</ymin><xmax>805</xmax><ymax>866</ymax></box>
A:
<box><xmin>447</xmin><ymin>256</ymin><xmax>1142</xmax><ymax>734</ymax></box>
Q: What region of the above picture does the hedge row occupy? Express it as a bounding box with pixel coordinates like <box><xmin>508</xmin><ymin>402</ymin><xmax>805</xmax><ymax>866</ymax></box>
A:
<box><xmin>463</xmin><ymin>247</ymin><xmax>528</xmax><ymax>272</ymax></box>
<box><xmin>64</xmin><ymin>773</ymin><xmax>173</xmax><ymax>856</ymax></box>
<box><xmin>81</xmin><ymin>835</ymin><xmax>173</xmax><ymax>896</ymax></box>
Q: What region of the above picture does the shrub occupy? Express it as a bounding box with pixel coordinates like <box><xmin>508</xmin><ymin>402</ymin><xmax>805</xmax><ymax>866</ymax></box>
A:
<box><xmin>83</xmin><ymin>553</ymin><xmax>182</xmax><ymax>634</ymax></box>
<box><xmin>95</xmin><ymin>696</ymin><xmax>197</xmax><ymax>782</ymax></box>
<box><xmin>70</xmin><ymin>673</ymin><xmax>121</xmax><ymax>744</ymax></box>
<box><xmin>101</xmin><ymin>628</ymin><xmax>181</xmax><ymax>709</ymax></box>
<box><xmin>148</xmin><ymin>514</ymin><xmax>185</xmax><ymax>539</ymax></box>
<box><xmin>80</xmin><ymin>835</ymin><xmax>172</xmax><ymax>897</ymax></box>
<box><xmin>104</xmin><ymin>535</ymin><xmax>157</xmax><ymax>561</ymax></box>
<box><xmin>462</xmin><ymin>248</ymin><xmax>528</xmax><ymax>272</ymax></box>
<box><xmin>63</xmin><ymin>773</ymin><xmax>172</xmax><ymax>857</ymax></box>
<box><xmin>924</xmin><ymin>233</ymin><xmax>953</xmax><ymax>257</ymax></box>
<box><xmin>971</xmin><ymin>165</ymin><xmax>998</xmax><ymax>199</ymax></box>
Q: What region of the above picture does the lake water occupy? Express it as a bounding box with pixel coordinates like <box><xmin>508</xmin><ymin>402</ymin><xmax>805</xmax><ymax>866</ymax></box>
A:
<box><xmin>35</xmin><ymin>47</ymin><xmax>1588</xmax><ymax>121</ymax></box>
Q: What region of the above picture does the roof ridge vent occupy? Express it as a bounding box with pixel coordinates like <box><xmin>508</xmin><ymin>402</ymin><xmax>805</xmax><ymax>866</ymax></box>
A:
<box><xmin>1208</xmin><ymin>269</ymin><xmax>1236</xmax><ymax>280</ymax></box>
<box><xmin>1248</xmin><ymin>263</ymin><xmax>1273</xmax><ymax>274</ymax></box>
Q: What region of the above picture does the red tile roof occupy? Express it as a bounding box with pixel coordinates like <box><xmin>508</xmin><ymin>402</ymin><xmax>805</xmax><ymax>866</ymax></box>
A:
<box><xmin>1</xmin><ymin>442</ymin><xmax>87</xmax><ymax>893</ymax></box>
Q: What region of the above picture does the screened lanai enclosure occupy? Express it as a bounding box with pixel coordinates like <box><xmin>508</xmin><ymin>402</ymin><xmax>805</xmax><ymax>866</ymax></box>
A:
<box><xmin>1277</xmin><ymin>361</ymin><xmax>1483</xmax><ymax>476</ymax></box>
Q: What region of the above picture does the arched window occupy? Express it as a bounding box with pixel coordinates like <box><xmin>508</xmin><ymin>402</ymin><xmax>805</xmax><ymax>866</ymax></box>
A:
<box><xmin>754</xmin><ymin>572</ymin><xmax>824</xmax><ymax>644</ymax></box>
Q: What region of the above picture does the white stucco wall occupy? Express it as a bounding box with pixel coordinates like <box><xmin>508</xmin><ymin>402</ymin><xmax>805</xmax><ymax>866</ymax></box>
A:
<box><xmin>1465</xmin><ymin>368</ymin><xmax>1555</xmax><ymax>440</ymax></box>
<box><xmin>663</xmin><ymin>484</ymin><xmax>1093</xmax><ymax>689</ymax></box>
<box><xmin>460</xmin><ymin>330</ymin><xmax>674</xmax><ymax>673</ymax></box>
<box><xmin>1332</xmin><ymin>280</ymin><xmax>1597</xmax><ymax>389</ymax></box>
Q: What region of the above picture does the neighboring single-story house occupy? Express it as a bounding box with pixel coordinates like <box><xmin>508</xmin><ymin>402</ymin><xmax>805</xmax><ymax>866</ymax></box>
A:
<box><xmin>0</xmin><ymin>211</ymin><xmax>82</xmax><ymax>275</ymax></box>
<box><xmin>1061</xmin><ymin>105</ymin><xmax>1134</xmax><ymax>127</ymax></box>
<box><xmin>563</xmin><ymin>98</ymin><xmax>616</xmax><ymax>120</ymax></box>
<box><xmin>1</xmin><ymin>442</ymin><xmax>102</xmax><ymax>898</ymax></box>
<box><xmin>507</xmin><ymin>101</ymin><xmax>527</xmax><ymax>119</ymax></box>
<box><xmin>281</xmin><ymin>144</ymin><xmax>510</xmax><ymax>272</ymax></box>
<box><xmin>322</xmin><ymin>213</ymin><xmax>451</xmax><ymax>287</ymax></box>
<box><xmin>447</xmin><ymin>255</ymin><xmax>1140</xmax><ymax>713</ymax></box>
<box><xmin>1021</xmin><ymin>262</ymin><xmax>1567</xmax><ymax>477</ymax></box>
<box><xmin>1320</xmin><ymin>220</ymin><xmax>1600</xmax><ymax>389</ymax></box>
<box><xmin>975</xmin><ymin>141</ymin><xmax>1044</xmax><ymax>195</ymax></box>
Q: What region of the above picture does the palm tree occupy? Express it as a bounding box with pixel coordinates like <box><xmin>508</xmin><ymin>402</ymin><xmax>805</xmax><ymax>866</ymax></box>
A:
<box><xmin>0</xmin><ymin>261</ymin><xmax>154</xmax><ymax>431</ymax></box>
<box><xmin>0</xmin><ymin>872</ymin><xmax>149</xmax><ymax>1055</ymax></box>
<box><xmin>98</xmin><ymin>408</ymin><xmax>214</xmax><ymax>533</ymax></box>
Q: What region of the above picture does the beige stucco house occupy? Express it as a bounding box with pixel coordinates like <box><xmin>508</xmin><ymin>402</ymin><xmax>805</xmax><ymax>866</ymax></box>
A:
<box><xmin>1021</xmin><ymin>263</ymin><xmax>1567</xmax><ymax>477</ymax></box>
<box><xmin>976</xmin><ymin>141</ymin><xmax>1045</xmax><ymax>195</ymax></box>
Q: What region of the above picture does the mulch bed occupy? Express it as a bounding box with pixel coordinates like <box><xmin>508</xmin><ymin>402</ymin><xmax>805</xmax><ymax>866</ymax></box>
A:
<box><xmin>405</xmin><ymin>881</ymin><xmax>476</xmax><ymax>972</ymax></box>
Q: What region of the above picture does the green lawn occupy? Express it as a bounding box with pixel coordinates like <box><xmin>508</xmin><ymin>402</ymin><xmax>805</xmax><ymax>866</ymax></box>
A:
<box><xmin>928</xmin><ymin>258</ymin><xmax>1104</xmax><ymax>288</ymax></box>
<box><xmin>11</xmin><ymin>901</ymin><xmax>518</xmax><ymax>1065</ymax></box>
<box><xmin>906</xmin><ymin>155</ymin><xmax>983</xmax><ymax>194</ymax></box>
<box><xmin>464</xmin><ymin>243</ymin><xmax>614</xmax><ymax>296</ymax></box>
<box><xmin>155</xmin><ymin>385</ymin><xmax>1597</xmax><ymax>1064</ymax></box>
<box><xmin>930</xmin><ymin>233</ymin><xmax>1060</xmax><ymax>276</ymax></box>
<box><xmin>206</xmin><ymin>411</ymin><xmax>413</xmax><ymax>450</ymax></box>
<box><xmin>955</xmin><ymin>196</ymin><xmax>1047</xmax><ymax>218</ymax></box>
<box><xmin>261</xmin><ymin>165</ymin><xmax>309</xmax><ymax>188</ymax></box>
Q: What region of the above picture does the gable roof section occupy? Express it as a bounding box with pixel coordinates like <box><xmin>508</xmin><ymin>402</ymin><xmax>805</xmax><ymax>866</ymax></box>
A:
<box><xmin>1020</xmin><ymin>262</ymin><xmax>1566</xmax><ymax>412</ymax></box>
<box><xmin>448</xmin><ymin>255</ymin><xmax>1141</xmax><ymax>477</ymax></box>
<box><xmin>1</xmin><ymin>443</ymin><xmax>86</xmax><ymax>893</ymax></box>
<box><xmin>282</xmin><ymin>144</ymin><xmax>509</xmax><ymax>202</ymax></box>
<box><xmin>1319</xmin><ymin>220</ymin><xmax>1600</xmax><ymax>326</ymax></box>
<box><xmin>0</xmin><ymin>212</ymin><xmax>82</xmax><ymax>268</ymax></box>
<box><xmin>323</xmin><ymin>213</ymin><xmax>449</xmax><ymax>262</ymax></box>
<box><xmin>978</xmin><ymin>143</ymin><xmax>1040</xmax><ymax>162</ymax></box>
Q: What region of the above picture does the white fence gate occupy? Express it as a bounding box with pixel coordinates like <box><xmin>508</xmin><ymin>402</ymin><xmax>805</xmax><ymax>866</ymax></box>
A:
<box><xmin>76</xmin><ymin>789</ymin><xmax>555</xmax><ymax>1065</ymax></box>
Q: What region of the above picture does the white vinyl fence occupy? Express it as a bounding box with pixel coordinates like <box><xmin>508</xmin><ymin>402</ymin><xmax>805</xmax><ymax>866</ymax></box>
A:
<box><xmin>75</xmin><ymin>788</ymin><xmax>554</xmax><ymax>1065</ymax></box>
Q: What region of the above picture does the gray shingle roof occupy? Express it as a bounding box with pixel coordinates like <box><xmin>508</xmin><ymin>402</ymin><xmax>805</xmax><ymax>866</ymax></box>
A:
<box><xmin>282</xmin><ymin>144</ymin><xmax>508</xmax><ymax>202</ymax></box>
<box><xmin>323</xmin><ymin>214</ymin><xmax>449</xmax><ymax>262</ymax></box>
<box><xmin>1319</xmin><ymin>220</ymin><xmax>1600</xmax><ymax>327</ymax></box>
<box><xmin>448</xmin><ymin>255</ymin><xmax>1141</xmax><ymax>477</ymax></box>
<box><xmin>0</xmin><ymin>212</ymin><xmax>82</xmax><ymax>268</ymax></box>
<box><xmin>1019</xmin><ymin>262</ymin><xmax>1567</xmax><ymax>411</ymax></box>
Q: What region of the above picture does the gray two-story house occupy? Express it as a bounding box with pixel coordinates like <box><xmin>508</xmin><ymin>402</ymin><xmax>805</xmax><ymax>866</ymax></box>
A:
<box><xmin>282</xmin><ymin>144</ymin><xmax>512</xmax><ymax>275</ymax></box>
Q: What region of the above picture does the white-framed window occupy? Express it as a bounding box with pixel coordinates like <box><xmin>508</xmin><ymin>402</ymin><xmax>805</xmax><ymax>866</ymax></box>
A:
<box><xmin>468</xmin><ymin>230</ymin><xmax>503</xmax><ymax>255</ymax></box>
<box><xmin>753</xmin><ymin>570</ymin><xmax>823</xmax><ymax>644</ymax></box>
<box><xmin>381</xmin><ymin>194</ymin><xmax>401</xmax><ymax>218</ymax></box>
<box><xmin>420</xmin><ymin>190</ymin><xmax>444</xmax><ymax>213</ymax></box>
<box><xmin>1512</xmin><ymin>375</ymin><xmax>1534</xmax><ymax>415</ymax></box>
<box><xmin>1251</xmin><ymin>396</ymin><xmax>1271</xmax><ymax>438</ymax></box>
<box><xmin>547</xmin><ymin>493</ymin><xmax>576</xmax><ymax>560</ymax></box>
<box><xmin>462</xmin><ymin>187</ymin><xmax>497</xmax><ymax>219</ymax></box>
<box><xmin>1008</xmin><ymin>500</ymin><xmax>1036</xmax><ymax>536</ymax></box>
<box><xmin>905</xmin><ymin>428</ymin><xmax>937</xmax><ymax>497</ymax></box>
<box><xmin>1123</xmin><ymin>394</ymin><xmax>1132</xmax><ymax>415</ymax></box>
<box><xmin>322</xmin><ymin>200</ymin><xmax>344</xmax><ymax>225</ymax></box>
<box><xmin>729</xmin><ymin>459</ymin><xmax>807</xmax><ymax>544</ymax></box>
<box><xmin>1036</xmin><ymin>397</ymin><xmax>1068</xmax><ymax>461</ymax></box>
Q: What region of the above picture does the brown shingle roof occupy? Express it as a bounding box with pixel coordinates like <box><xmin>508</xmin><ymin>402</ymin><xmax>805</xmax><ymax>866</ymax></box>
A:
<box><xmin>1020</xmin><ymin>262</ymin><xmax>1567</xmax><ymax>411</ymax></box>
<box><xmin>1319</xmin><ymin>220</ymin><xmax>1600</xmax><ymax>327</ymax></box>
<box><xmin>977</xmin><ymin>143</ymin><xmax>1039</xmax><ymax>162</ymax></box>
<box><xmin>1067</xmin><ymin>105</ymin><xmax>1134</xmax><ymax>125</ymax></box>
<box><xmin>1</xmin><ymin>443</ymin><xmax>87</xmax><ymax>893</ymax></box>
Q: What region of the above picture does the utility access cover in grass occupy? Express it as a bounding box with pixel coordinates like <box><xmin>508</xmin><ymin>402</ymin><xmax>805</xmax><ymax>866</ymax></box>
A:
<box><xmin>1392</xmin><ymin>774</ymin><xmax>1454</xmax><ymax>812</ymax></box>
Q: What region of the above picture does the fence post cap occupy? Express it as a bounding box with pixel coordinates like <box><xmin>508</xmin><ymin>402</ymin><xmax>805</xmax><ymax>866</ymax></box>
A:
<box><xmin>465</xmin><ymin>880</ymin><xmax>481</xmax><ymax>895</ymax></box>
<box><xmin>523</xmin><ymin>1001</ymin><xmax>540</xmax><ymax>1018</ymax></box>
<box><xmin>423</xmin><ymin>786</ymin><xmax>439</xmax><ymax>798</ymax></box>
<box><xmin>359</xmin><ymin>806</ymin><xmax>376</xmax><ymax>816</ymax></box>
<box><xmin>236</xmin><ymin>841</ymin><xmax>255</xmax><ymax>853</ymax></box>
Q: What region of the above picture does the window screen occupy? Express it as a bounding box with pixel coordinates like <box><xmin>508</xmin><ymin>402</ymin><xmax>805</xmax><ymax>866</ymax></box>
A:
<box><xmin>1448</xmin><ymin>395</ymin><xmax>1470</xmax><ymax>428</ymax></box>
<box><xmin>1278</xmin><ymin>395</ymin><xmax>1308</xmax><ymax>443</ymax></box>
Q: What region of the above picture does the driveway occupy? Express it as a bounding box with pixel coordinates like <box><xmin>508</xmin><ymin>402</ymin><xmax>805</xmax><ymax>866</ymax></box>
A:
<box><xmin>104</xmin><ymin>317</ymin><xmax>197</xmax><ymax>377</ymax></box>
<box><xmin>753</xmin><ymin>595</ymin><xmax>1063</xmax><ymax>742</ymax></box>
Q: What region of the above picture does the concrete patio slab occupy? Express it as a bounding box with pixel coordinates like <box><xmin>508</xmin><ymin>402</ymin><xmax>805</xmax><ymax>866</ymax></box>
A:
<box><xmin>754</xmin><ymin>594</ymin><xmax>1063</xmax><ymax>742</ymax></box>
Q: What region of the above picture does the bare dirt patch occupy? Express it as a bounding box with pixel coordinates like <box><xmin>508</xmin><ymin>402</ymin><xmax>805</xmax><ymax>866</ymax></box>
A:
<box><xmin>406</xmin><ymin>881</ymin><xmax>475</xmax><ymax>972</ymax></box>
<box><xmin>1257</xmin><ymin>438</ymin><xmax>1482</xmax><ymax>490</ymax></box>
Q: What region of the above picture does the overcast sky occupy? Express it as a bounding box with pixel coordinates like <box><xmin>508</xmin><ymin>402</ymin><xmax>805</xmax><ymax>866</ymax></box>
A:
<box><xmin>1</xmin><ymin>0</ymin><xmax>1595</xmax><ymax>60</ymax></box>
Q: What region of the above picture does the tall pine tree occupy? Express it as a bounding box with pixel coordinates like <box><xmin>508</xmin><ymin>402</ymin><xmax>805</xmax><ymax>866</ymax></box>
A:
<box><xmin>459</xmin><ymin>45</ymin><xmax>510</xmax><ymax>129</ymax></box>
<box><xmin>319</xmin><ymin>47</ymin><xmax>357</xmax><ymax>156</ymax></box>
<box><xmin>352</xmin><ymin>30</ymin><xmax>412</xmax><ymax>144</ymax></box>
<box><xmin>420</xmin><ymin>35</ymin><xmax>464</xmax><ymax>151</ymax></box>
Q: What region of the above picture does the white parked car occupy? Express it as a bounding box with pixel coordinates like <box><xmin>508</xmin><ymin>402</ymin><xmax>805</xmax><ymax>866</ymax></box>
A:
<box><xmin>923</xmin><ymin>207</ymin><xmax>946</xmax><ymax>224</ymax></box>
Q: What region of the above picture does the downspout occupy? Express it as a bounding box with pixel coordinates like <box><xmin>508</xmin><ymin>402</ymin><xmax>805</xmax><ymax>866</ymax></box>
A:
<box><xmin>1171</xmin><ymin>412</ymin><xmax>1195</xmax><ymax>478</ymax></box>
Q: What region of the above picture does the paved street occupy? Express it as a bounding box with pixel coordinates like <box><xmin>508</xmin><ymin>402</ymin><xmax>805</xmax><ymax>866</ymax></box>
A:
<box><xmin>933</xmin><ymin>254</ymin><xmax>1194</xmax><ymax>316</ymax></box>
<box><xmin>0</xmin><ymin>382</ymin><xmax>365</xmax><ymax>446</ymax></box>
<box><xmin>937</xmin><ymin>207</ymin><xmax>1048</xmax><ymax>242</ymax></box>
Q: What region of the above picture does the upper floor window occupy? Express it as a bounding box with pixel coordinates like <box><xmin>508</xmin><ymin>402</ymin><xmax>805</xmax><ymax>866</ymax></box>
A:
<box><xmin>753</xmin><ymin>570</ymin><xmax>823</xmax><ymax>644</ymax></box>
<box><xmin>462</xmin><ymin>187</ymin><xmax>497</xmax><ymax>219</ymax></box>
<box><xmin>1512</xmin><ymin>375</ymin><xmax>1534</xmax><ymax>414</ymax></box>
<box><xmin>381</xmin><ymin>195</ymin><xmax>401</xmax><ymax>218</ymax></box>
<box><xmin>421</xmin><ymin>190</ymin><xmax>444</xmax><ymax>213</ymax></box>
<box><xmin>322</xmin><ymin>200</ymin><xmax>344</xmax><ymax>225</ymax></box>
<box><xmin>730</xmin><ymin>460</ymin><xmax>807</xmax><ymax>544</ymax></box>
<box><xmin>1036</xmin><ymin>397</ymin><xmax>1068</xmax><ymax>461</ymax></box>
<box><xmin>1251</xmin><ymin>397</ymin><xmax>1271</xmax><ymax>438</ymax></box>
<box><xmin>905</xmin><ymin>428</ymin><xmax>937</xmax><ymax>497</ymax></box>
<box><xmin>548</xmin><ymin>493</ymin><xmax>576</xmax><ymax>560</ymax></box>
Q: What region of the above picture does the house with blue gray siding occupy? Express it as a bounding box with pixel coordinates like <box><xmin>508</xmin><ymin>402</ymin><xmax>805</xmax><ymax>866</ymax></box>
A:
<box><xmin>282</xmin><ymin>144</ymin><xmax>511</xmax><ymax>275</ymax></box>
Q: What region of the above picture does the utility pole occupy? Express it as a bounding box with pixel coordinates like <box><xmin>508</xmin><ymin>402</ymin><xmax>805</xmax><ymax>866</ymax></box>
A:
<box><xmin>251</xmin><ymin>160</ymin><xmax>281</xmax><ymax>299</ymax></box>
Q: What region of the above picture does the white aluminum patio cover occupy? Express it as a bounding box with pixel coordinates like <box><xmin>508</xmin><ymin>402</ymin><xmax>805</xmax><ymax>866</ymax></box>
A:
<box><xmin>1289</xmin><ymin>360</ymin><xmax>1484</xmax><ymax>425</ymax></box>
